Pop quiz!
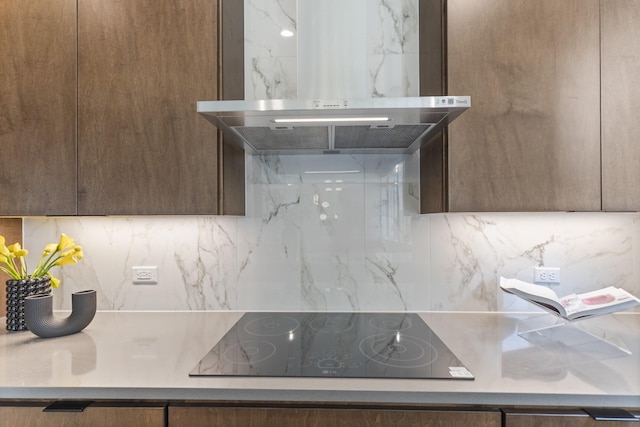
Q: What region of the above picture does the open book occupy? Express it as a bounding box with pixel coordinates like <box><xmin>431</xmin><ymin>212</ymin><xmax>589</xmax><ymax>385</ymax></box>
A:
<box><xmin>500</xmin><ymin>277</ymin><xmax>640</xmax><ymax>321</ymax></box>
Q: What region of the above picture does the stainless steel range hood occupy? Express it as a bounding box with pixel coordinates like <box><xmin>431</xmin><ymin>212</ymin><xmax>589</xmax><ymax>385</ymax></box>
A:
<box><xmin>197</xmin><ymin>96</ymin><xmax>470</xmax><ymax>154</ymax></box>
<box><xmin>200</xmin><ymin>1</ymin><xmax>470</xmax><ymax>155</ymax></box>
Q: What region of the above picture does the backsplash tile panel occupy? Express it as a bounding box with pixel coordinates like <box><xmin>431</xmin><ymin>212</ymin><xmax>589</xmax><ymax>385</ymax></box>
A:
<box><xmin>246</xmin><ymin>0</ymin><xmax>421</xmax><ymax>100</ymax></box>
<box><xmin>23</xmin><ymin>172</ymin><xmax>640</xmax><ymax>313</ymax></box>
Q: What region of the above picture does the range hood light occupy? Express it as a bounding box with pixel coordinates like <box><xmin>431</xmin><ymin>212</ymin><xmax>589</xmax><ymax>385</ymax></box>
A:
<box><xmin>273</xmin><ymin>116</ymin><xmax>389</xmax><ymax>124</ymax></box>
<box><xmin>304</xmin><ymin>170</ymin><xmax>360</xmax><ymax>174</ymax></box>
<box><xmin>280</xmin><ymin>29</ymin><xmax>295</xmax><ymax>38</ymax></box>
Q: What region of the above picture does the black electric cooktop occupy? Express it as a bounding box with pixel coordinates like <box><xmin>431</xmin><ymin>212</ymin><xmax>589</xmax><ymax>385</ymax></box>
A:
<box><xmin>190</xmin><ymin>312</ymin><xmax>474</xmax><ymax>380</ymax></box>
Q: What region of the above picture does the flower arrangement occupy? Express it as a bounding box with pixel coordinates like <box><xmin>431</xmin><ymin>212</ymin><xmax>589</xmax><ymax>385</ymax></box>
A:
<box><xmin>0</xmin><ymin>233</ymin><xmax>83</xmax><ymax>288</ymax></box>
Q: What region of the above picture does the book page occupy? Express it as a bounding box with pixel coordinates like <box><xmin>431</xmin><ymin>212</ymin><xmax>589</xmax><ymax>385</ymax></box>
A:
<box><xmin>561</xmin><ymin>286</ymin><xmax>639</xmax><ymax>317</ymax></box>
<box><xmin>499</xmin><ymin>277</ymin><xmax>562</xmax><ymax>304</ymax></box>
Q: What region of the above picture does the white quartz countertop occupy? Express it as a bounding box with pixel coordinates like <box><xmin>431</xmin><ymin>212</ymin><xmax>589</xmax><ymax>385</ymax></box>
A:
<box><xmin>1</xmin><ymin>311</ymin><xmax>639</xmax><ymax>408</ymax></box>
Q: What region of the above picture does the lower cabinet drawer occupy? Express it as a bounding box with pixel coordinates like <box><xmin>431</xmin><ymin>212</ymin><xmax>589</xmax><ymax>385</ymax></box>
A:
<box><xmin>503</xmin><ymin>408</ymin><xmax>640</xmax><ymax>427</ymax></box>
<box><xmin>168</xmin><ymin>405</ymin><xmax>501</xmax><ymax>427</ymax></box>
<box><xmin>0</xmin><ymin>401</ymin><xmax>166</xmax><ymax>427</ymax></box>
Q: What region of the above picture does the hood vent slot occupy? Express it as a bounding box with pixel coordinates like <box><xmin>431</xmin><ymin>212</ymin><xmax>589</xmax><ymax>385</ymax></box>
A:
<box><xmin>334</xmin><ymin>125</ymin><xmax>430</xmax><ymax>150</ymax></box>
<box><xmin>235</xmin><ymin>127</ymin><xmax>328</xmax><ymax>151</ymax></box>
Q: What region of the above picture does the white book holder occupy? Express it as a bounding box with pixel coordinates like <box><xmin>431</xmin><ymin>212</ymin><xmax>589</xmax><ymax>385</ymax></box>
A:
<box><xmin>517</xmin><ymin>313</ymin><xmax>631</xmax><ymax>358</ymax></box>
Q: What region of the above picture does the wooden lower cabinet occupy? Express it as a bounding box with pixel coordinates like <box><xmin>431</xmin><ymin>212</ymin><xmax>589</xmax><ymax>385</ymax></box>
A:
<box><xmin>0</xmin><ymin>402</ymin><xmax>165</xmax><ymax>427</ymax></box>
<box><xmin>168</xmin><ymin>405</ymin><xmax>501</xmax><ymax>427</ymax></box>
<box><xmin>2</xmin><ymin>401</ymin><xmax>638</xmax><ymax>426</ymax></box>
<box><xmin>503</xmin><ymin>408</ymin><xmax>640</xmax><ymax>427</ymax></box>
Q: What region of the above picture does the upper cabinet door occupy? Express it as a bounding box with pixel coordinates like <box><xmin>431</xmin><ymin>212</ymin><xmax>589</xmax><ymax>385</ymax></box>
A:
<box><xmin>0</xmin><ymin>1</ymin><xmax>77</xmax><ymax>216</ymax></box>
<box><xmin>601</xmin><ymin>0</ymin><xmax>640</xmax><ymax>211</ymax></box>
<box><xmin>447</xmin><ymin>0</ymin><xmax>601</xmax><ymax>212</ymax></box>
<box><xmin>77</xmin><ymin>0</ymin><xmax>220</xmax><ymax>215</ymax></box>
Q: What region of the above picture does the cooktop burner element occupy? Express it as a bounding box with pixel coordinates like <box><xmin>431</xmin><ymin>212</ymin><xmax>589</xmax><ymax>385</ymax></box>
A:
<box><xmin>190</xmin><ymin>312</ymin><xmax>473</xmax><ymax>380</ymax></box>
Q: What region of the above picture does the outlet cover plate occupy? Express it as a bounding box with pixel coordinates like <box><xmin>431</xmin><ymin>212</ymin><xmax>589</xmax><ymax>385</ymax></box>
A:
<box><xmin>534</xmin><ymin>267</ymin><xmax>560</xmax><ymax>285</ymax></box>
<box><xmin>132</xmin><ymin>266</ymin><xmax>158</xmax><ymax>284</ymax></box>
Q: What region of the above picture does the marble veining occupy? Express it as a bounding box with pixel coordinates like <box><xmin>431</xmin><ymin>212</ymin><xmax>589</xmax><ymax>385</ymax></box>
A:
<box><xmin>365</xmin><ymin>256</ymin><xmax>408</xmax><ymax>311</ymax></box>
<box><xmin>367</xmin><ymin>0</ymin><xmax>419</xmax><ymax>97</ymax></box>
<box><xmin>245</xmin><ymin>0</ymin><xmax>297</xmax><ymax>99</ymax></box>
<box><xmin>368</xmin><ymin>0</ymin><xmax>419</xmax><ymax>55</ymax></box>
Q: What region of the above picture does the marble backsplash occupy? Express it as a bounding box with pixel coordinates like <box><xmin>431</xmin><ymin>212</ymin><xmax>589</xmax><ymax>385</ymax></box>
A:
<box><xmin>22</xmin><ymin>153</ymin><xmax>640</xmax><ymax>313</ymax></box>
<box><xmin>245</xmin><ymin>0</ymin><xmax>420</xmax><ymax>100</ymax></box>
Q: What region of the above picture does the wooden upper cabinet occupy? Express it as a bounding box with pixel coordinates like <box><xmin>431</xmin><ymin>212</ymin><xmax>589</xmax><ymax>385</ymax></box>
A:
<box><xmin>601</xmin><ymin>0</ymin><xmax>640</xmax><ymax>211</ymax></box>
<box><xmin>0</xmin><ymin>1</ymin><xmax>77</xmax><ymax>216</ymax></box>
<box><xmin>77</xmin><ymin>0</ymin><xmax>220</xmax><ymax>215</ymax></box>
<box><xmin>446</xmin><ymin>0</ymin><xmax>601</xmax><ymax>212</ymax></box>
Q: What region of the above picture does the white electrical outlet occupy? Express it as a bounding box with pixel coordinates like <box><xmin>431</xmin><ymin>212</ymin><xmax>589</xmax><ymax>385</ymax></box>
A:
<box><xmin>534</xmin><ymin>267</ymin><xmax>561</xmax><ymax>285</ymax></box>
<box><xmin>132</xmin><ymin>266</ymin><xmax>158</xmax><ymax>284</ymax></box>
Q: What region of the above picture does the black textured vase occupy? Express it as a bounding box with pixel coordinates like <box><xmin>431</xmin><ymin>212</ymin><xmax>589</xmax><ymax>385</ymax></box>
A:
<box><xmin>5</xmin><ymin>276</ymin><xmax>52</xmax><ymax>332</ymax></box>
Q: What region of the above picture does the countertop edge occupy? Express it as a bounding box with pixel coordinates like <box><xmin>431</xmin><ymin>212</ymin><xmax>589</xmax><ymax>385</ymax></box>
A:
<box><xmin>2</xmin><ymin>387</ymin><xmax>639</xmax><ymax>409</ymax></box>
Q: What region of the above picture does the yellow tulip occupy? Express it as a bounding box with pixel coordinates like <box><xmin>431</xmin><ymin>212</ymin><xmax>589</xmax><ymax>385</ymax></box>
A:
<box><xmin>56</xmin><ymin>233</ymin><xmax>75</xmax><ymax>251</ymax></box>
<box><xmin>42</xmin><ymin>243</ymin><xmax>58</xmax><ymax>256</ymax></box>
<box><xmin>54</xmin><ymin>253</ymin><xmax>78</xmax><ymax>266</ymax></box>
<box><xmin>0</xmin><ymin>253</ymin><xmax>10</xmax><ymax>266</ymax></box>
<box><xmin>73</xmin><ymin>246</ymin><xmax>84</xmax><ymax>260</ymax></box>
<box><xmin>1</xmin><ymin>236</ymin><xmax>15</xmax><ymax>259</ymax></box>
<box><xmin>0</xmin><ymin>235</ymin><xmax>21</xmax><ymax>279</ymax></box>
<box><xmin>8</xmin><ymin>243</ymin><xmax>28</xmax><ymax>258</ymax></box>
<box><xmin>49</xmin><ymin>274</ymin><xmax>61</xmax><ymax>288</ymax></box>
